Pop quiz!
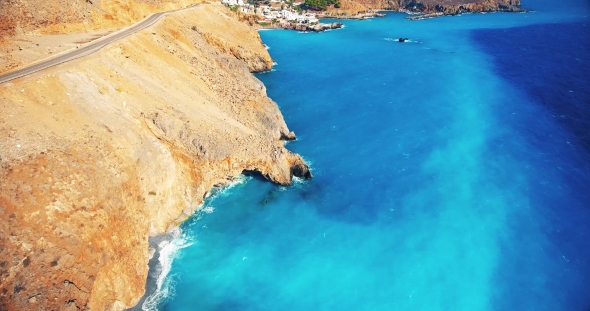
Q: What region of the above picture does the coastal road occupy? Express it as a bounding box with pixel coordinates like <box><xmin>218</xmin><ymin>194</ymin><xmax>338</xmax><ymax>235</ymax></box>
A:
<box><xmin>0</xmin><ymin>4</ymin><xmax>198</xmax><ymax>85</ymax></box>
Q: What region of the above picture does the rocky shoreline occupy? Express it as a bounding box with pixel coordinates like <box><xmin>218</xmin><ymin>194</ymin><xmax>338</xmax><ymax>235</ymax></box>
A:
<box><xmin>0</xmin><ymin>0</ymin><xmax>527</xmax><ymax>310</ymax></box>
<box><xmin>0</xmin><ymin>4</ymin><xmax>311</xmax><ymax>310</ymax></box>
<box><xmin>318</xmin><ymin>11</ymin><xmax>386</xmax><ymax>20</ymax></box>
<box><xmin>404</xmin><ymin>3</ymin><xmax>528</xmax><ymax>20</ymax></box>
<box><xmin>126</xmin><ymin>232</ymin><xmax>176</xmax><ymax>311</ymax></box>
<box><xmin>322</xmin><ymin>0</ymin><xmax>526</xmax><ymax>20</ymax></box>
<box><xmin>280</xmin><ymin>21</ymin><xmax>344</xmax><ymax>32</ymax></box>
<box><xmin>258</xmin><ymin>21</ymin><xmax>343</xmax><ymax>32</ymax></box>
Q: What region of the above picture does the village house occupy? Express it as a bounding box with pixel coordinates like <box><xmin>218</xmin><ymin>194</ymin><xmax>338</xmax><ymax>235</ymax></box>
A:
<box><xmin>221</xmin><ymin>0</ymin><xmax>319</xmax><ymax>25</ymax></box>
<box><xmin>221</xmin><ymin>0</ymin><xmax>244</xmax><ymax>6</ymax></box>
<box><xmin>281</xmin><ymin>9</ymin><xmax>296</xmax><ymax>21</ymax></box>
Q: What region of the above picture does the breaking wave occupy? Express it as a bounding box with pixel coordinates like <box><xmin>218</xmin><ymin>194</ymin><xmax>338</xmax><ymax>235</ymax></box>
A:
<box><xmin>141</xmin><ymin>229</ymin><xmax>193</xmax><ymax>311</ymax></box>
<box><xmin>140</xmin><ymin>176</ymin><xmax>250</xmax><ymax>310</ymax></box>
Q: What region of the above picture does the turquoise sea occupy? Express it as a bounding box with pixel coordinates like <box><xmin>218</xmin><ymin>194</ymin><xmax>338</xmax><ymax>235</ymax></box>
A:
<box><xmin>146</xmin><ymin>0</ymin><xmax>590</xmax><ymax>310</ymax></box>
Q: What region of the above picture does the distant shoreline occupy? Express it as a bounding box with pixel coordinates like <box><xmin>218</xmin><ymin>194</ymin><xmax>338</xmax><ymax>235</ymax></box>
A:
<box><xmin>317</xmin><ymin>1</ymin><xmax>528</xmax><ymax>21</ymax></box>
<box><xmin>257</xmin><ymin>21</ymin><xmax>344</xmax><ymax>32</ymax></box>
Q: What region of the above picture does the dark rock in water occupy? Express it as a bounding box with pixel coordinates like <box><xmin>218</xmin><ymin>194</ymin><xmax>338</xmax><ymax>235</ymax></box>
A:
<box><xmin>281</xmin><ymin>131</ymin><xmax>297</xmax><ymax>141</ymax></box>
<box><xmin>291</xmin><ymin>157</ymin><xmax>312</xmax><ymax>179</ymax></box>
<box><xmin>260</xmin><ymin>190</ymin><xmax>277</xmax><ymax>206</ymax></box>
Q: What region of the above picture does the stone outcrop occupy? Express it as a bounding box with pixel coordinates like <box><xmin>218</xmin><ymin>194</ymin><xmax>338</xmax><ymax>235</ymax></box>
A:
<box><xmin>0</xmin><ymin>4</ymin><xmax>310</xmax><ymax>311</ymax></box>
<box><xmin>324</xmin><ymin>0</ymin><xmax>526</xmax><ymax>18</ymax></box>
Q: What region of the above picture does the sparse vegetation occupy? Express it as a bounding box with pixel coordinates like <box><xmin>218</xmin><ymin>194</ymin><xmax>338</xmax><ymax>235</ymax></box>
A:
<box><xmin>301</xmin><ymin>0</ymin><xmax>340</xmax><ymax>10</ymax></box>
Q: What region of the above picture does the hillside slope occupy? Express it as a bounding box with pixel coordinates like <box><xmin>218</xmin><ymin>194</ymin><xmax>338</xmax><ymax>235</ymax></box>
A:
<box><xmin>324</xmin><ymin>0</ymin><xmax>524</xmax><ymax>17</ymax></box>
<box><xmin>0</xmin><ymin>4</ymin><xmax>310</xmax><ymax>310</ymax></box>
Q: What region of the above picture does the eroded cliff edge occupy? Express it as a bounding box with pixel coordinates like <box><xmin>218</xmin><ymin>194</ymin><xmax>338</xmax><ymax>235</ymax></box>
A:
<box><xmin>0</xmin><ymin>4</ymin><xmax>310</xmax><ymax>310</ymax></box>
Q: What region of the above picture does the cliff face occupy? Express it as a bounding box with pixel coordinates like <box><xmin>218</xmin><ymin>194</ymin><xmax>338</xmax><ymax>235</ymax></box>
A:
<box><xmin>325</xmin><ymin>0</ymin><xmax>524</xmax><ymax>16</ymax></box>
<box><xmin>0</xmin><ymin>4</ymin><xmax>309</xmax><ymax>311</ymax></box>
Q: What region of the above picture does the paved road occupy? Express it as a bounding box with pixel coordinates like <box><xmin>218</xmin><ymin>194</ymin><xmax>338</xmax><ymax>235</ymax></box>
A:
<box><xmin>0</xmin><ymin>5</ymin><xmax>197</xmax><ymax>85</ymax></box>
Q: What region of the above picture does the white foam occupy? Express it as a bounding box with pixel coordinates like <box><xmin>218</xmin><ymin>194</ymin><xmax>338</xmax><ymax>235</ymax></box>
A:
<box><xmin>141</xmin><ymin>228</ymin><xmax>194</xmax><ymax>310</ymax></box>
<box><xmin>301</xmin><ymin>156</ymin><xmax>313</xmax><ymax>171</ymax></box>
<box><xmin>292</xmin><ymin>176</ymin><xmax>309</xmax><ymax>185</ymax></box>
<box><xmin>208</xmin><ymin>176</ymin><xmax>251</xmax><ymax>200</ymax></box>
<box><xmin>201</xmin><ymin>206</ymin><xmax>215</xmax><ymax>214</ymax></box>
<box><xmin>384</xmin><ymin>38</ymin><xmax>414</xmax><ymax>43</ymax></box>
<box><xmin>141</xmin><ymin>176</ymin><xmax>250</xmax><ymax>310</ymax></box>
<box><xmin>292</xmin><ymin>156</ymin><xmax>313</xmax><ymax>186</ymax></box>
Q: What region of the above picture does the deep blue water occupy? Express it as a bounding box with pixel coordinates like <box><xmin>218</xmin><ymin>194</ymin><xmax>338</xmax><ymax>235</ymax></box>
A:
<box><xmin>146</xmin><ymin>1</ymin><xmax>590</xmax><ymax>310</ymax></box>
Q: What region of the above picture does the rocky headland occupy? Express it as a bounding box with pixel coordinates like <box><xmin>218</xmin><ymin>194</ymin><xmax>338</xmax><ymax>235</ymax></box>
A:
<box><xmin>0</xmin><ymin>3</ymin><xmax>310</xmax><ymax>311</ymax></box>
<box><xmin>322</xmin><ymin>0</ymin><xmax>526</xmax><ymax>19</ymax></box>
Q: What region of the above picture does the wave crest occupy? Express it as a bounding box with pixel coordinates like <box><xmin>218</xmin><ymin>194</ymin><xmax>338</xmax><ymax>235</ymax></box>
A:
<box><xmin>141</xmin><ymin>228</ymin><xmax>194</xmax><ymax>310</ymax></box>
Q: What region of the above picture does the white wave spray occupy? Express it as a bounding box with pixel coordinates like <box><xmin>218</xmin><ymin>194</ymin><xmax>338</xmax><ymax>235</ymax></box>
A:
<box><xmin>140</xmin><ymin>176</ymin><xmax>251</xmax><ymax>310</ymax></box>
<box><xmin>141</xmin><ymin>228</ymin><xmax>193</xmax><ymax>311</ymax></box>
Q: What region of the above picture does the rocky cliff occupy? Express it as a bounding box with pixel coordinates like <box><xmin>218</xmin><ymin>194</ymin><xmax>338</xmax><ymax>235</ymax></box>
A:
<box><xmin>0</xmin><ymin>4</ymin><xmax>310</xmax><ymax>310</ymax></box>
<box><xmin>324</xmin><ymin>0</ymin><xmax>525</xmax><ymax>17</ymax></box>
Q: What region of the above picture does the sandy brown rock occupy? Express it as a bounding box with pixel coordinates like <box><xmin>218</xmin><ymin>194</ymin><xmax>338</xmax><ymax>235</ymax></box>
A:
<box><xmin>0</xmin><ymin>0</ymin><xmax>206</xmax><ymax>74</ymax></box>
<box><xmin>0</xmin><ymin>4</ymin><xmax>309</xmax><ymax>311</ymax></box>
<box><xmin>0</xmin><ymin>0</ymin><xmax>204</xmax><ymax>37</ymax></box>
<box><xmin>324</xmin><ymin>0</ymin><xmax>525</xmax><ymax>17</ymax></box>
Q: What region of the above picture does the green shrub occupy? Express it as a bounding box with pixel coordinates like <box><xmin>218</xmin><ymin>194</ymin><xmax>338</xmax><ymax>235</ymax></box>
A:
<box><xmin>301</xmin><ymin>0</ymin><xmax>340</xmax><ymax>10</ymax></box>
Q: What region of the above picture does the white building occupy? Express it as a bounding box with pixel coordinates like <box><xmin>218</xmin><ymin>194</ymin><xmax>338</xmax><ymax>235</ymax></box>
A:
<box><xmin>281</xmin><ymin>10</ymin><xmax>296</xmax><ymax>21</ymax></box>
<box><xmin>264</xmin><ymin>11</ymin><xmax>280</xmax><ymax>19</ymax></box>
<box><xmin>305</xmin><ymin>13</ymin><xmax>318</xmax><ymax>23</ymax></box>
<box><xmin>221</xmin><ymin>0</ymin><xmax>244</xmax><ymax>5</ymax></box>
<box><xmin>295</xmin><ymin>15</ymin><xmax>306</xmax><ymax>23</ymax></box>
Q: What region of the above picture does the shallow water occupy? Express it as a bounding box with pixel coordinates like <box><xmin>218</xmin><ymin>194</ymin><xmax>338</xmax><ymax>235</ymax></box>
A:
<box><xmin>148</xmin><ymin>1</ymin><xmax>590</xmax><ymax>310</ymax></box>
